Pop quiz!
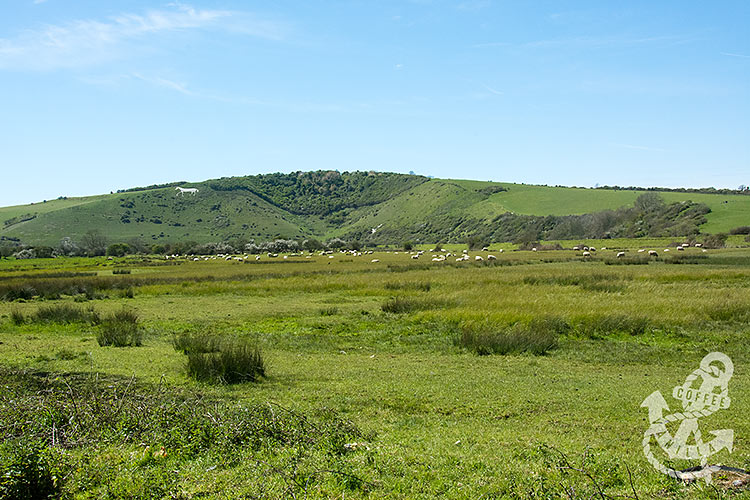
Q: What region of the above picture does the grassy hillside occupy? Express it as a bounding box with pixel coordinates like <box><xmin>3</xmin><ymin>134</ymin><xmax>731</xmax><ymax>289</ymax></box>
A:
<box><xmin>2</xmin><ymin>172</ymin><xmax>749</xmax><ymax>247</ymax></box>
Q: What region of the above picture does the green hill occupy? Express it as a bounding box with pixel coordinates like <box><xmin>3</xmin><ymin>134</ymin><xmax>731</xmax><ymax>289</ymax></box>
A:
<box><xmin>2</xmin><ymin>171</ymin><xmax>749</xmax><ymax>248</ymax></box>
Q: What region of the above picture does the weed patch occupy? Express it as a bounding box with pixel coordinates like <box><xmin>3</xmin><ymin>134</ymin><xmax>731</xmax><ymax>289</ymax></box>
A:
<box><xmin>174</xmin><ymin>332</ymin><xmax>265</xmax><ymax>383</ymax></box>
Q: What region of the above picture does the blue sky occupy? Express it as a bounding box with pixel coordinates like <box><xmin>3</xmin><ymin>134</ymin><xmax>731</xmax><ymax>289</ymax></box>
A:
<box><xmin>1</xmin><ymin>1</ymin><xmax>748</xmax><ymax>206</ymax></box>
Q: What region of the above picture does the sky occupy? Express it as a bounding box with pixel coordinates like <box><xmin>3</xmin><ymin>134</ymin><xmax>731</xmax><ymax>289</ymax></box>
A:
<box><xmin>0</xmin><ymin>1</ymin><xmax>748</xmax><ymax>207</ymax></box>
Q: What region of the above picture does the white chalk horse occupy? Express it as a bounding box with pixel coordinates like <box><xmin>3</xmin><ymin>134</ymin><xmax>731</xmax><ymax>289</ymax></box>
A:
<box><xmin>175</xmin><ymin>186</ymin><xmax>199</xmax><ymax>196</ymax></box>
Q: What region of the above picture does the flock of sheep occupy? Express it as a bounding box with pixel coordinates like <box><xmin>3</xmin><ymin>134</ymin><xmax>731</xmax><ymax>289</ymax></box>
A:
<box><xmin>162</xmin><ymin>242</ymin><xmax>708</xmax><ymax>264</ymax></box>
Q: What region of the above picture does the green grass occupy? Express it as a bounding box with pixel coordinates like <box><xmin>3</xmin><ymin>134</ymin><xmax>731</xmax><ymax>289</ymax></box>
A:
<box><xmin>3</xmin><ymin>174</ymin><xmax>749</xmax><ymax>246</ymax></box>
<box><xmin>1</xmin><ymin>249</ymin><xmax>750</xmax><ymax>498</ymax></box>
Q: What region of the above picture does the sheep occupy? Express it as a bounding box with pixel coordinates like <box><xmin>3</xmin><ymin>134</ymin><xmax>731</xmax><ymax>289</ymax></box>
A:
<box><xmin>572</xmin><ymin>246</ymin><xmax>580</xmax><ymax>251</ymax></box>
<box><xmin>531</xmin><ymin>247</ymin><xmax>537</xmax><ymax>252</ymax></box>
<box><xmin>475</xmin><ymin>255</ymin><xmax>483</xmax><ymax>261</ymax></box>
<box><xmin>663</xmin><ymin>248</ymin><xmax>670</xmax><ymax>252</ymax></box>
<box><xmin>482</xmin><ymin>247</ymin><xmax>489</xmax><ymax>251</ymax></box>
<box><xmin>498</xmin><ymin>249</ymin><xmax>504</xmax><ymax>253</ymax></box>
<box><xmin>677</xmin><ymin>246</ymin><xmax>684</xmax><ymax>251</ymax></box>
<box><xmin>589</xmin><ymin>247</ymin><xmax>596</xmax><ymax>252</ymax></box>
<box><xmin>411</xmin><ymin>254</ymin><xmax>419</xmax><ymax>260</ymax></box>
<box><xmin>681</xmin><ymin>243</ymin><xmax>689</xmax><ymax>248</ymax></box>
<box><xmin>255</xmin><ymin>255</ymin><xmax>260</xmax><ymax>261</ymax></box>
<box><xmin>601</xmin><ymin>247</ymin><xmax>607</xmax><ymax>250</ymax></box>
<box><xmin>462</xmin><ymin>249</ymin><xmax>468</xmax><ymax>254</ymax></box>
<box><xmin>695</xmin><ymin>243</ymin><xmax>703</xmax><ymax>248</ymax></box>
<box><xmin>649</xmin><ymin>250</ymin><xmax>658</xmax><ymax>257</ymax></box>
<box><xmin>582</xmin><ymin>251</ymin><xmax>591</xmax><ymax>257</ymax></box>
<box><xmin>487</xmin><ymin>254</ymin><xmax>497</xmax><ymax>260</ymax></box>
<box><xmin>638</xmin><ymin>249</ymin><xmax>646</xmax><ymax>253</ymax></box>
<box><xmin>616</xmin><ymin>252</ymin><xmax>625</xmax><ymax>258</ymax></box>
<box><xmin>371</xmin><ymin>259</ymin><xmax>380</xmax><ymax>263</ymax></box>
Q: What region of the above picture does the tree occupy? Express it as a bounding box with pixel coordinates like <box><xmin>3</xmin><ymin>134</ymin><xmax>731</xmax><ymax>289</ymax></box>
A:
<box><xmin>402</xmin><ymin>241</ymin><xmax>413</xmax><ymax>251</ymax></box>
<box><xmin>634</xmin><ymin>192</ymin><xmax>665</xmax><ymax>213</ymax></box>
<box><xmin>106</xmin><ymin>243</ymin><xmax>131</xmax><ymax>257</ymax></box>
<box><xmin>80</xmin><ymin>230</ymin><xmax>108</xmax><ymax>256</ymax></box>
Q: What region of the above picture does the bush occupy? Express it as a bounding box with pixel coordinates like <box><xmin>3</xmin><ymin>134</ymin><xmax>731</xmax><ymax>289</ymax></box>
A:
<box><xmin>729</xmin><ymin>226</ymin><xmax>750</xmax><ymax>235</ymax></box>
<box><xmin>703</xmin><ymin>233</ymin><xmax>728</xmax><ymax>249</ymax></box>
<box><xmin>33</xmin><ymin>304</ymin><xmax>99</xmax><ymax>324</ymax></box>
<box><xmin>457</xmin><ymin>318</ymin><xmax>561</xmax><ymax>356</ymax></box>
<box><xmin>319</xmin><ymin>307</ymin><xmax>339</xmax><ymax>316</ymax></box>
<box><xmin>112</xmin><ymin>269</ymin><xmax>132</xmax><ymax>275</ymax></box>
<box><xmin>174</xmin><ymin>333</ymin><xmax>265</xmax><ymax>384</ymax></box>
<box><xmin>0</xmin><ymin>439</ymin><xmax>60</xmax><ymax>500</ymax></box>
<box><xmin>96</xmin><ymin>308</ymin><xmax>141</xmax><ymax>347</ymax></box>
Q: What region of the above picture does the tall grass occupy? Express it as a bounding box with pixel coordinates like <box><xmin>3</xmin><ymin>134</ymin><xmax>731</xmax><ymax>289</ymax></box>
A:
<box><xmin>10</xmin><ymin>308</ymin><xmax>25</xmax><ymax>325</ymax></box>
<box><xmin>381</xmin><ymin>296</ymin><xmax>453</xmax><ymax>313</ymax></box>
<box><xmin>33</xmin><ymin>304</ymin><xmax>100</xmax><ymax>324</ymax></box>
<box><xmin>174</xmin><ymin>332</ymin><xmax>265</xmax><ymax>383</ymax></box>
<box><xmin>456</xmin><ymin>317</ymin><xmax>565</xmax><ymax>355</ymax></box>
<box><xmin>96</xmin><ymin>308</ymin><xmax>142</xmax><ymax>347</ymax></box>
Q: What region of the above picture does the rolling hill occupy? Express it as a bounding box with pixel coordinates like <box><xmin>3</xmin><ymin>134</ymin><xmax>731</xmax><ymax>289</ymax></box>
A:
<box><xmin>2</xmin><ymin>171</ymin><xmax>749</xmax><ymax>248</ymax></box>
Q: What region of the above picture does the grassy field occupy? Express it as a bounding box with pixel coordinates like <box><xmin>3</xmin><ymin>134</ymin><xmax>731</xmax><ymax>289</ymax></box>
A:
<box><xmin>1</xmin><ymin>247</ymin><xmax>750</xmax><ymax>498</ymax></box>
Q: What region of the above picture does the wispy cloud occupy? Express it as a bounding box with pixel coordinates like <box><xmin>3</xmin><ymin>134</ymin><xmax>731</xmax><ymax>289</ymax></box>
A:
<box><xmin>612</xmin><ymin>143</ymin><xmax>668</xmax><ymax>153</ymax></box>
<box><xmin>481</xmin><ymin>83</ymin><xmax>503</xmax><ymax>95</ymax></box>
<box><xmin>0</xmin><ymin>3</ymin><xmax>286</xmax><ymax>71</ymax></box>
<box><xmin>132</xmin><ymin>73</ymin><xmax>194</xmax><ymax>96</ymax></box>
<box><xmin>721</xmin><ymin>52</ymin><xmax>750</xmax><ymax>58</ymax></box>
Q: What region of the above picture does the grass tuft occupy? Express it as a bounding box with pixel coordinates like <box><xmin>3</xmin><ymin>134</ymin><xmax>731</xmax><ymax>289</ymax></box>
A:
<box><xmin>456</xmin><ymin>317</ymin><xmax>564</xmax><ymax>355</ymax></box>
<box><xmin>10</xmin><ymin>308</ymin><xmax>25</xmax><ymax>325</ymax></box>
<box><xmin>96</xmin><ymin>308</ymin><xmax>141</xmax><ymax>347</ymax></box>
<box><xmin>174</xmin><ymin>332</ymin><xmax>265</xmax><ymax>383</ymax></box>
<box><xmin>33</xmin><ymin>304</ymin><xmax>100</xmax><ymax>324</ymax></box>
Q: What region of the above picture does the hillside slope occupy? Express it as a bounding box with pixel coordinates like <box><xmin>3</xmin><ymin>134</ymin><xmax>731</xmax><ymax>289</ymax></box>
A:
<box><xmin>1</xmin><ymin>171</ymin><xmax>748</xmax><ymax>247</ymax></box>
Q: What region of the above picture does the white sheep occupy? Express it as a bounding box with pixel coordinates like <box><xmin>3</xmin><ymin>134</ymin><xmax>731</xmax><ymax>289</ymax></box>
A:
<box><xmin>677</xmin><ymin>246</ymin><xmax>684</xmax><ymax>251</ymax></box>
<box><xmin>649</xmin><ymin>250</ymin><xmax>658</xmax><ymax>257</ymax></box>
<box><xmin>616</xmin><ymin>252</ymin><xmax>625</xmax><ymax>258</ymax></box>
<box><xmin>582</xmin><ymin>251</ymin><xmax>591</xmax><ymax>257</ymax></box>
<box><xmin>487</xmin><ymin>254</ymin><xmax>497</xmax><ymax>260</ymax></box>
<box><xmin>411</xmin><ymin>254</ymin><xmax>419</xmax><ymax>260</ymax></box>
<box><xmin>475</xmin><ymin>255</ymin><xmax>483</xmax><ymax>261</ymax></box>
<box><xmin>371</xmin><ymin>259</ymin><xmax>380</xmax><ymax>263</ymax></box>
<box><xmin>695</xmin><ymin>243</ymin><xmax>703</xmax><ymax>248</ymax></box>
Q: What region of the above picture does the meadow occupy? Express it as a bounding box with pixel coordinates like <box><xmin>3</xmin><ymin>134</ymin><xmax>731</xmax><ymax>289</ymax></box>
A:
<box><xmin>1</xmin><ymin>244</ymin><xmax>750</xmax><ymax>499</ymax></box>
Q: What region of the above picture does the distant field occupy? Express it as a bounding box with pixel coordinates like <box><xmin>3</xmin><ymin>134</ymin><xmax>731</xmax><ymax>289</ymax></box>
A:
<box><xmin>1</xmin><ymin>248</ymin><xmax>749</xmax><ymax>498</ymax></box>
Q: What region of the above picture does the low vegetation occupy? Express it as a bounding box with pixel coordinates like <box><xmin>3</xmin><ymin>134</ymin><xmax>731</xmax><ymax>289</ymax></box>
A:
<box><xmin>1</xmin><ymin>248</ymin><xmax>750</xmax><ymax>498</ymax></box>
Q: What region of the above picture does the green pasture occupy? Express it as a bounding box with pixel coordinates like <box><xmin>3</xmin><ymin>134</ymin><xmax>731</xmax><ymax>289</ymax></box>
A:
<box><xmin>1</xmin><ymin>249</ymin><xmax>750</xmax><ymax>498</ymax></box>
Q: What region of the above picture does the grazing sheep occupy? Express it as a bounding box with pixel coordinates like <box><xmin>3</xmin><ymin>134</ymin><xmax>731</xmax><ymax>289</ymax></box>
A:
<box><xmin>582</xmin><ymin>251</ymin><xmax>591</xmax><ymax>257</ymax></box>
<box><xmin>411</xmin><ymin>254</ymin><xmax>419</xmax><ymax>259</ymax></box>
<box><xmin>371</xmin><ymin>259</ymin><xmax>380</xmax><ymax>263</ymax></box>
<box><xmin>682</xmin><ymin>243</ymin><xmax>689</xmax><ymax>248</ymax></box>
<box><xmin>487</xmin><ymin>254</ymin><xmax>497</xmax><ymax>260</ymax></box>
<box><xmin>649</xmin><ymin>250</ymin><xmax>658</xmax><ymax>257</ymax></box>
<box><xmin>663</xmin><ymin>248</ymin><xmax>670</xmax><ymax>252</ymax></box>
<box><xmin>531</xmin><ymin>247</ymin><xmax>537</xmax><ymax>252</ymax></box>
<box><xmin>601</xmin><ymin>247</ymin><xmax>607</xmax><ymax>250</ymax></box>
<box><xmin>573</xmin><ymin>246</ymin><xmax>580</xmax><ymax>251</ymax></box>
<box><xmin>617</xmin><ymin>252</ymin><xmax>625</xmax><ymax>258</ymax></box>
<box><xmin>638</xmin><ymin>249</ymin><xmax>646</xmax><ymax>253</ymax></box>
<box><xmin>255</xmin><ymin>255</ymin><xmax>260</xmax><ymax>261</ymax></box>
<box><xmin>475</xmin><ymin>255</ymin><xmax>483</xmax><ymax>261</ymax></box>
<box><xmin>677</xmin><ymin>246</ymin><xmax>684</xmax><ymax>251</ymax></box>
<box><xmin>695</xmin><ymin>243</ymin><xmax>703</xmax><ymax>248</ymax></box>
<box><xmin>499</xmin><ymin>249</ymin><xmax>504</xmax><ymax>253</ymax></box>
<box><xmin>482</xmin><ymin>247</ymin><xmax>489</xmax><ymax>251</ymax></box>
<box><xmin>462</xmin><ymin>249</ymin><xmax>468</xmax><ymax>254</ymax></box>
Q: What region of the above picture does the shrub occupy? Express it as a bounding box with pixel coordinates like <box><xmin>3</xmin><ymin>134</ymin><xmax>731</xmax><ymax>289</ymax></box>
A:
<box><xmin>0</xmin><ymin>439</ymin><xmax>60</xmax><ymax>500</ymax></box>
<box><xmin>175</xmin><ymin>333</ymin><xmax>265</xmax><ymax>384</ymax></box>
<box><xmin>457</xmin><ymin>319</ymin><xmax>560</xmax><ymax>356</ymax></box>
<box><xmin>703</xmin><ymin>233</ymin><xmax>728</xmax><ymax>249</ymax></box>
<box><xmin>33</xmin><ymin>304</ymin><xmax>99</xmax><ymax>324</ymax></box>
<box><xmin>112</xmin><ymin>269</ymin><xmax>132</xmax><ymax>275</ymax></box>
<box><xmin>96</xmin><ymin>308</ymin><xmax>141</xmax><ymax>347</ymax></box>
<box><xmin>10</xmin><ymin>308</ymin><xmax>25</xmax><ymax>325</ymax></box>
<box><xmin>729</xmin><ymin>226</ymin><xmax>750</xmax><ymax>235</ymax></box>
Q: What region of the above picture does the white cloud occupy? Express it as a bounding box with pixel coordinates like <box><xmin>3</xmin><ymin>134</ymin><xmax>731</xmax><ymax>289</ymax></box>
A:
<box><xmin>721</xmin><ymin>52</ymin><xmax>750</xmax><ymax>59</ymax></box>
<box><xmin>0</xmin><ymin>4</ymin><xmax>286</xmax><ymax>71</ymax></box>
<box><xmin>481</xmin><ymin>83</ymin><xmax>503</xmax><ymax>95</ymax></box>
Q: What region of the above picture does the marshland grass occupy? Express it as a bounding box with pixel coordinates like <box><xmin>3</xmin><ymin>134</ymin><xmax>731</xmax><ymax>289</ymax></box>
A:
<box><xmin>1</xmin><ymin>247</ymin><xmax>750</xmax><ymax>498</ymax></box>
